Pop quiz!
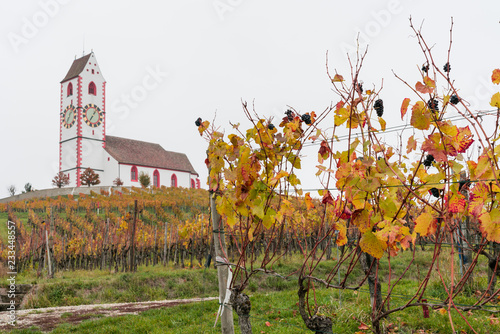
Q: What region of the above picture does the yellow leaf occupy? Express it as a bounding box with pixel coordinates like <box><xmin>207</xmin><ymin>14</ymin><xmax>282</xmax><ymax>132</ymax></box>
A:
<box><xmin>438</xmin><ymin>308</ymin><xmax>447</xmax><ymax>315</ymax></box>
<box><xmin>414</xmin><ymin>212</ymin><xmax>436</xmax><ymax>236</ymax></box>
<box><xmin>491</xmin><ymin>92</ymin><xmax>500</xmax><ymax>108</ymax></box>
<box><xmin>379</xmin><ymin>117</ymin><xmax>386</xmax><ymax>131</ymax></box>
<box><xmin>479</xmin><ymin>209</ymin><xmax>500</xmax><ymax>243</ymax></box>
<box><xmin>359</xmin><ymin>230</ymin><xmax>386</xmax><ymax>259</ymax></box>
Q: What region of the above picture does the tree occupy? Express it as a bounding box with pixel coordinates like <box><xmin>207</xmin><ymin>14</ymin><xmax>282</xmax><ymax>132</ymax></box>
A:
<box><xmin>52</xmin><ymin>172</ymin><xmax>70</xmax><ymax>188</ymax></box>
<box><xmin>80</xmin><ymin>168</ymin><xmax>100</xmax><ymax>187</ymax></box>
<box><xmin>113</xmin><ymin>177</ymin><xmax>124</xmax><ymax>186</ymax></box>
<box><xmin>139</xmin><ymin>172</ymin><xmax>150</xmax><ymax>188</ymax></box>
<box><xmin>22</xmin><ymin>183</ymin><xmax>34</xmax><ymax>193</ymax></box>
<box><xmin>7</xmin><ymin>185</ymin><xmax>16</xmax><ymax>196</ymax></box>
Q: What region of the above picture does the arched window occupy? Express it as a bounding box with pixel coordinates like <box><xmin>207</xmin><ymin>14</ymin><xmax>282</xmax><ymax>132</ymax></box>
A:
<box><xmin>171</xmin><ymin>174</ymin><xmax>177</xmax><ymax>188</ymax></box>
<box><xmin>88</xmin><ymin>81</ymin><xmax>96</xmax><ymax>95</ymax></box>
<box><xmin>67</xmin><ymin>82</ymin><xmax>73</xmax><ymax>96</ymax></box>
<box><xmin>190</xmin><ymin>179</ymin><xmax>195</xmax><ymax>189</ymax></box>
<box><xmin>153</xmin><ymin>170</ymin><xmax>160</xmax><ymax>187</ymax></box>
<box><xmin>131</xmin><ymin>166</ymin><xmax>138</xmax><ymax>181</ymax></box>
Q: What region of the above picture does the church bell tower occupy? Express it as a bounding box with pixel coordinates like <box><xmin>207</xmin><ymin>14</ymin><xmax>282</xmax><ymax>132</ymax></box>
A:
<box><xmin>59</xmin><ymin>52</ymin><xmax>106</xmax><ymax>187</ymax></box>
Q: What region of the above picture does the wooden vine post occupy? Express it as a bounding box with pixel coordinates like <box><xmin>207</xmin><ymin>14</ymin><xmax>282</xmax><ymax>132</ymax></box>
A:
<box><xmin>130</xmin><ymin>200</ymin><xmax>138</xmax><ymax>272</ymax></box>
<box><xmin>210</xmin><ymin>187</ymin><xmax>234</xmax><ymax>333</ymax></box>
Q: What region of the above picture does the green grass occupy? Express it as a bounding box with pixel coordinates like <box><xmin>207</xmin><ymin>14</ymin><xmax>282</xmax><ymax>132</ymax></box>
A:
<box><xmin>3</xmin><ymin>251</ymin><xmax>500</xmax><ymax>333</ymax></box>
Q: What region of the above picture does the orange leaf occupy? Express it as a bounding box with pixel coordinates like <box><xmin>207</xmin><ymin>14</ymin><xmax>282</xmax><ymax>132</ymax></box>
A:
<box><xmin>438</xmin><ymin>308</ymin><xmax>447</xmax><ymax>315</ymax></box>
<box><xmin>265</xmin><ymin>321</ymin><xmax>271</xmax><ymax>327</ymax></box>
<box><xmin>358</xmin><ymin>322</ymin><xmax>370</xmax><ymax>330</ymax></box>
<box><xmin>400</xmin><ymin>98</ymin><xmax>410</xmax><ymax>119</ymax></box>
<box><xmin>332</xmin><ymin>74</ymin><xmax>344</xmax><ymax>82</ymax></box>
<box><xmin>406</xmin><ymin>135</ymin><xmax>417</xmax><ymax>154</ymax></box>
<box><xmin>305</xmin><ymin>192</ymin><xmax>315</xmax><ymax>210</ymax></box>
<box><xmin>415</xmin><ymin>76</ymin><xmax>435</xmax><ymax>94</ymax></box>
<box><xmin>492</xmin><ymin>69</ymin><xmax>500</xmax><ymax>84</ymax></box>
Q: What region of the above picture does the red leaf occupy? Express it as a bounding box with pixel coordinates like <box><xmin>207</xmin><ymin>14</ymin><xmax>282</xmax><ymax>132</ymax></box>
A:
<box><xmin>322</xmin><ymin>191</ymin><xmax>334</xmax><ymax>205</ymax></box>
<box><xmin>358</xmin><ymin>322</ymin><xmax>370</xmax><ymax>330</ymax></box>
<box><xmin>265</xmin><ymin>321</ymin><xmax>271</xmax><ymax>327</ymax></box>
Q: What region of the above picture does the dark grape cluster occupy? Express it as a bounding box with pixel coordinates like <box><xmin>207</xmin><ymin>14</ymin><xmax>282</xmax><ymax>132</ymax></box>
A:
<box><xmin>423</xmin><ymin>154</ymin><xmax>434</xmax><ymax>167</ymax></box>
<box><xmin>195</xmin><ymin>117</ymin><xmax>202</xmax><ymax>127</ymax></box>
<box><xmin>450</xmin><ymin>95</ymin><xmax>460</xmax><ymax>105</ymax></box>
<box><xmin>427</xmin><ymin>98</ymin><xmax>439</xmax><ymax>113</ymax></box>
<box><xmin>357</xmin><ymin>83</ymin><xmax>363</xmax><ymax>93</ymax></box>
<box><xmin>268</xmin><ymin>123</ymin><xmax>275</xmax><ymax>130</ymax></box>
<box><xmin>422</xmin><ymin>64</ymin><xmax>429</xmax><ymax>73</ymax></box>
<box><xmin>443</xmin><ymin>62</ymin><xmax>451</xmax><ymax>73</ymax></box>
<box><xmin>285</xmin><ymin>109</ymin><xmax>294</xmax><ymax>121</ymax></box>
<box><xmin>430</xmin><ymin>187</ymin><xmax>440</xmax><ymax>198</ymax></box>
<box><xmin>374</xmin><ymin>99</ymin><xmax>384</xmax><ymax>117</ymax></box>
<box><xmin>301</xmin><ymin>114</ymin><xmax>311</xmax><ymax>125</ymax></box>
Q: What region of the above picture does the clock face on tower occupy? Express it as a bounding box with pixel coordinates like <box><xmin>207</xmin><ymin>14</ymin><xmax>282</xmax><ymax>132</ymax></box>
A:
<box><xmin>62</xmin><ymin>105</ymin><xmax>76</xmax><ymax>129</ymax></box>
<box><xmin>83</xmin><ymin>104</ymin><xmax>103</xmax><ymax>128</ymax></box>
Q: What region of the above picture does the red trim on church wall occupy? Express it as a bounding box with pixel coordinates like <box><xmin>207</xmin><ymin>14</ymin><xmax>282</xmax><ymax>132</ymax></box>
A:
<box><xmin>76</xmin><ymin>76</ymin><xmax>83</xmax><ymax>187</ymax></box>
<box><xmin>196</xmin><ymin>178</ymin><xmax>201</xmax><ymax>189</ymax></box>
<box><xmin>102</xmin><ymin>81</ymin><xmax>106</xmax><ymax>148</ymax></box>
<box><xmin>59</xmin><ymin>83</ymin><xmax>63</xmax><ymax>172</ymax></box>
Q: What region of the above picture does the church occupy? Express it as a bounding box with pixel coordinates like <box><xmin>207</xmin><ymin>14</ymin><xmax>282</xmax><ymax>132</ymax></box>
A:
<box><xmin>59</xmin><ymin>52</ymin><xmax>200</xmax><ymax>189</ymax></box>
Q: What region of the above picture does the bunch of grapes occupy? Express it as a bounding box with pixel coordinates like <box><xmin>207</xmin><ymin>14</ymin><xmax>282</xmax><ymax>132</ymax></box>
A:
<box><xmin>430</xmin><ymin>187</ymin><xmax>440</xmax><ymax>198</ymax></box>
<box><xmin>450</xmin><ymin>95</ymin><xmax>460</xmax><ymax>105</ymax></box>
<box><xmin>422</xmin><ymin>64</ymin><xmax>429</xmax><ymax>73</ymax></box>
<box><xmin>427</xmin><ymin>98</ymin><xmax>439</xmax><ymax>113</ymax></box>
<box><xmin>195</xmin><ymin>117</ymin><xmax>202</xmax><ymax>126</ymax></box>
<box><xmin>374</xmin><ymin>99</ymin><xmax>384</xmax><ymax>117</ymax></box>
<box><xmin>301</xmin><ymin>114</ymin><xmax>311</xmax><ymax>125</ymax></box>
<box><xmin>357</xmin><ymin>83</ymin><xmax>363</xmax><ymax>93</ymax></box>
<box><xmin>423</xmin><ymin>154</ymin><xmax>434</xmax><ymax>167</ymax></box>
<box><xmin>268</xmin><ymin>123</ymin><xmax>275</xmax><ymax>130</ymax></box>
<box><xmin>285</xmin><ymin>109</ymin><xmax>294</xmax><ymax>121</ymax></box>
<box><xmin>443</xmin><ymin>62</ymin><xmax>451</xmax><ymax>73</ymax></box>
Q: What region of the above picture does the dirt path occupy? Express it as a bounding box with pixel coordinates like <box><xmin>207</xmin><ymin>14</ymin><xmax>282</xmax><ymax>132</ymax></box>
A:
<box><xmin>0</xmin><ymin>297</ymin><xmax>218</xmax><ymax>332</ymax></box>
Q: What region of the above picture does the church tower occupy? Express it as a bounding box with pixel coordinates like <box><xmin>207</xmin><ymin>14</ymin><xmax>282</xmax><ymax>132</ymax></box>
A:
<box><xmin>59</xmin><ymin>52</ymin><xmax>106</xmax><ymax>187</ymax></box>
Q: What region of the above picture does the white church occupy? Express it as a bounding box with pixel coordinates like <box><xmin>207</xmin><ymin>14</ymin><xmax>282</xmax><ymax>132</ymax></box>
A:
<box><xmin>59</xmin><ymin>52</ymin><xmax>200</xmax><ymax>189</ymax></box>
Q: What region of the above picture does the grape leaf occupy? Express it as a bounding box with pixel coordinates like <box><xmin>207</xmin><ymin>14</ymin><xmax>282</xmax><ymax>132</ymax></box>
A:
<box><xmin>479</xmin><ymin>209</ymin><xmax>500</xmax><ymax>243</ymax></box>
<box><xmin>410</xmin><ymin>101</ymin><xmax>431</xmax><ymax>130</ymax></box>
<box><xmin>415</xmin><ymin>76</ymin><xmax>435</xmax><ymax>94</ymax></box>
<box><xmin>422</xmin><ymin>133</ymin><xmax>447</xmax><ymax>162</ymax></box>
<box><xmin>490</xmin><ymin>92</ymin><xmax>500</xmax><ymax>108</ymax></box>
<box><xmin>406</xmin><ymin>135</ymin><xmax>417</xmax><ymax>154</ymax></box>
<box><xmin>492</xmin><ymin>69</ymin><xmax>500</xmax><ymax>84</ymax></box>
<box><xmin>332</xmin><ymin>74</ymin><xmax>344</xmax><ymax>82</ymax></box>
<box><xmin>401</xmin><ymin>98</ymin><xmax>410</xmax><ymax>119</ymax></box>
<box><xmin>360</xmin><ymin>230</ymin><xmax>386</xmax><ymax>259</ymax></box>
<box><xmin>305</xmin><ymin>192</ymin><xmax>314</xmax><ymax>209</ymax></box>
<box><xmin>414</xmin><ymin>212</ymin><xmax>436</xmax><ymax>236</ymax></box>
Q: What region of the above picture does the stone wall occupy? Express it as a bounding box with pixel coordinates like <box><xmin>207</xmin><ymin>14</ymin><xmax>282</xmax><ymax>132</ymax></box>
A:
<box><xmin>0</xmin><ymin>186</ymin><xmax>127</xmax><ymax>204</ymax></box>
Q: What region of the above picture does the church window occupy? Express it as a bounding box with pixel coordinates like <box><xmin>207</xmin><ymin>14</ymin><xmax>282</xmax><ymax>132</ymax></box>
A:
<box><xmin>131</xmin><ymin>166</ymin><xmax>138</xmax><ymax>181</ymax></box>
<box><xmin>89</xmin><ymin>82</ymin><xmax>96</xmax><ymax>95</ymax></box>
<box><xmin>171</xmin><ymin>174</ymin><xmax>177</xmax><ymax>188</ymax></box>
<box><xmin>67</xmin><ymin>82</ymin><xmax>73</xmax><ymax>96</ymax></box>
<box><xmin>191</xmin><ymin>179</ymin><xmax>195</xmax><ymax>189</ymax></box>
<box><xmin>92</xmin><ymin>69</ymin><xmax>95</xmax><ymax>74</ymax></box>
<box><xmin>153</xmin><ymin>170</ymin><xmax>160</xmax><ymax>187</ymax></box>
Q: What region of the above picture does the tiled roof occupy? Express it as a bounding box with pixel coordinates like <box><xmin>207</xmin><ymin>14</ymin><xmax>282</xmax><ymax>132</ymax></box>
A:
<box><xmin>61</xmin><ymin>54</ymin><xmax>92</xmax><ymax>83</ymax></box>
<box><xmin>104</xmin><ymin>136</ymin><xmax>198</xmax><ymax>175</ymax></box>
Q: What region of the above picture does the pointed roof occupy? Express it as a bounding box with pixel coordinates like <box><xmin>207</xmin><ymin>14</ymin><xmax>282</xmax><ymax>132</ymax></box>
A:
<box><xmin>104</xmin><ymin>136</ymin><xmax>198</xmax><ymax>175</ymax></box>
<box><xmin>61</xmin><ymin>53</ymin><xmax>92</xmax><ymax>83</ymax></box>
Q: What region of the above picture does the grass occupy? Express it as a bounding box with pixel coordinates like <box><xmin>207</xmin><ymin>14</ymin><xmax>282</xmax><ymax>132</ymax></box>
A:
<box><xmin>2</xmin><ymin>250</ymin><xmax>500</xmax><ymax>333</ymax></box>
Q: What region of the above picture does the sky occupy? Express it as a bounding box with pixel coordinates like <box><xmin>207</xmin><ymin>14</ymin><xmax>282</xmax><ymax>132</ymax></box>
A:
<box><xmin>0</xmin><ymin>0</ymin><xmax>499</xmax><ymax>198</ymax></box>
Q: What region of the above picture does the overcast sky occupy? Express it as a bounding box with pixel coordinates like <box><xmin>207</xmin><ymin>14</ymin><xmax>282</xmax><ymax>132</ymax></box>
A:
<box><xmin>1</xmin><ymin>1</ymin><xmax>499</xmax><ymax>198</ymax></box>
